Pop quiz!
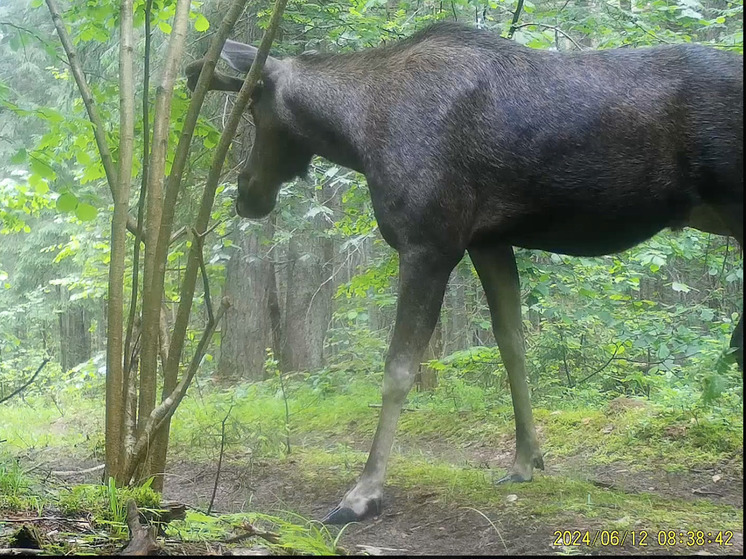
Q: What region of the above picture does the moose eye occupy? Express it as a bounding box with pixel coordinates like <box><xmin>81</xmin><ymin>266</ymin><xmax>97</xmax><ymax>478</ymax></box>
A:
<box><xmin>250</xmin><ymin>80</ymin><xmax>264</xmax><ymax>101</ymax></box>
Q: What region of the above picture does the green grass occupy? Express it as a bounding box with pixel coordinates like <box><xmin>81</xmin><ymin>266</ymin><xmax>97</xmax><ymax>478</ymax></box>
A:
<box><xmin>0</xmin><ymin>371</ymin><xmax>741</xmax><ymax>553</ymax></box>
<box><xmin>0</xmin><ymin>394</ymin><xmax>101</xmax><ymax>454</ymax></box>
<box><xmin>160</xmin><ymin>375</ymin><xmax>742</xmax><ymax>478</ymax></box>
<box><xmin>0</xmin><ymin>456</ymin><xmax>45</xmax><ymax>513</ymax></box>
<box><xmin>287</xmin><ymin>446</ymin><xmax>742</xmax><ymax>534</ymax></box>
<box><xmin>165</xmin><ymin>510</ymin><xmax>344</xmax><ymax>554</ymax></box>
<box><xmin>56</xmin><ymin>480</ymin><xmax>162</xmax><ymax>536</ymax></box>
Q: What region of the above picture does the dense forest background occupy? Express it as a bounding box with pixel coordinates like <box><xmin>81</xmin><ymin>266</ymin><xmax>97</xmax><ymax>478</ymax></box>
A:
<box><xmin>1</xmin><ymin>0</ymin><xmax>741</xmax><ymax>415</ymax></box>
<box><xmin>0</xmin><ymin>0</ymin><xmax>743</xmax><ymax>553</ymax></box>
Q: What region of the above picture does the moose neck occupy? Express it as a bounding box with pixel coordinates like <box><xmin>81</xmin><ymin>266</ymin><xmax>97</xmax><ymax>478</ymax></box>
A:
<box><xmin>282</xmin><ymin>57</ymin><xmax>371</xmax><ymax>174</ymax></box>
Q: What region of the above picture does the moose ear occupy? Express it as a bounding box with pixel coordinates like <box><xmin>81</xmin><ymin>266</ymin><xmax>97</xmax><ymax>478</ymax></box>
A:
<box><xmin>220</xmin><ymin>39</ymin><xmax>280</xmax><ymax>75</ymax></box>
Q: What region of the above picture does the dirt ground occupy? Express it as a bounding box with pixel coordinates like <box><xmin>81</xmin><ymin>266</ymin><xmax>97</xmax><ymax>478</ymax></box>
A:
<box><xmin>38</xmin><ymin>441</ymin><xmax>742</xmax><ymax>556</ymax></box>
<box><xmin>161</xmin><ymin>459</ymin><xmax>742</xmax><ymax>555</ymax></box>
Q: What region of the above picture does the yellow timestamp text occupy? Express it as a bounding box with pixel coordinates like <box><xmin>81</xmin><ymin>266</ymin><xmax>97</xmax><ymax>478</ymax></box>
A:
<box><xmin>552</xmin><ymin>530</ymin><xmax>735</xmax><ymax>548</ymax></box>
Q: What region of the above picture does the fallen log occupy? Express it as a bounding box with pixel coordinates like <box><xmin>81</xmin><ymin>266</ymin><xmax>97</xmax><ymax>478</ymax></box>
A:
<box><xmin>120</xmin><ymin>500</ymin><xmax>159</xmax><ymax>556</ymax></box>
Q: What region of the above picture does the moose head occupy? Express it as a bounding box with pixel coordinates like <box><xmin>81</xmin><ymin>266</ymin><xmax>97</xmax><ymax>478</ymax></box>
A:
<box><xmin>186</xmin><ymin>41</ymin><xmax>313</xmax><ymax>218</ymax></box>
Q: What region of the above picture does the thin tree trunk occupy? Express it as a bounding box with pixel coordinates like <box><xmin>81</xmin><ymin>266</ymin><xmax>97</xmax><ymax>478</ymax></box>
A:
<box><xmin>148</xmin><ymin>0</ymin><xmax>289</xmax><ymax>490</ymax></box>
<box><xmin>138</xmin><ymin>0</ymin><xmax>193</xmax><ymax>444</ymax></box>
<box><xmin>103</xmin><ymin>0</ymin><xmax>136</xmax><ymax>482</ymax></box>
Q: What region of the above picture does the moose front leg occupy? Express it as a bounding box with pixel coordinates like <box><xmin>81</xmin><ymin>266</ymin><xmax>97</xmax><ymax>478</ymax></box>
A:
<box><xmin>323</xmin><ymin>248</ymin><xmax>459</xmax><ymax>524</ymax></box>
<box><xmin>469</xmin><ymin>245</ymin><xmax>544</xmax><ymax>482</ymax></box>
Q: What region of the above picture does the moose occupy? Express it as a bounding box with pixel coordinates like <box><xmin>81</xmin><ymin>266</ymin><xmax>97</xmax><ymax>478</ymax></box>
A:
<box><xmin>186</xmin><ymin>22</ymin><xmax>743</xmax><ymax>524</ymax></box>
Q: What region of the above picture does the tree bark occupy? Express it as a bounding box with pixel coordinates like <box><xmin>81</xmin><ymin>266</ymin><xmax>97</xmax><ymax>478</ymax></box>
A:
<box><xmin>219</xmin><ymin>221</ymin><xmax>275</xmax><ymax>381</ymax></box>
<box><xmin>281</xmin><ymin>182</ymin><xmax>335</xmax><ymax>372</ymax></box>
<box><xmin>138</xmin><ymin>0</ymin><xmax>193</xmax><ymax>441</ymax></box>
<box><xmin>149</xmin><ymin>0</ymin><xmax>290</xmax><ymax>490</ymax></box>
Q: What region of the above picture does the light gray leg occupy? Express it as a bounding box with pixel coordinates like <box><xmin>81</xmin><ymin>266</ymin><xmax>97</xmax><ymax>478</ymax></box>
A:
<box><xmin>323</xmin><ymin>248</ymin><xmax>459</xmax><ymax>523</ymax></box>
<box><xmin>469</xmin><ymin>244</ymin><xmax>544</xmax><ymax>482</ymax></box>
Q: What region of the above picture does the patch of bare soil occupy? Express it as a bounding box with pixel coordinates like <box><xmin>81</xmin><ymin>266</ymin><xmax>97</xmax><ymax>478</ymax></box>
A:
<box><xmin>9</xmin><ymin>439</ymin><xmax>742</xmax><ymax>555</ymax></box>
<box><xmin>161</xmin><ymin>459</ymin><xmax>558</xmax><ymax>555</ymax></box>
<box><xmin>160</xmin><ymin>455</ymin><xmax>743</xmax><ymax>556</ymax></box>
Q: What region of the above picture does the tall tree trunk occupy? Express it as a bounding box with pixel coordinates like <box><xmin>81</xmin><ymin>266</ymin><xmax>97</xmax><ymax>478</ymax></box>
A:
<box><xmin>281</xmin><ymin>182</ymin><xmax>335</xmax><ymax>372</ymax></box>
<box><xmin>218</xmin><ymin>6</ymin><xmax>276</xmax><ymax>381</ymax></box>
<box><xmin>444</xmin><ymin>266</ymin><xmax>470</xmax><ymax>353</ymax></box>
<box><xmin>219</xmin><ymin>221</ymin><xmax>275</xmax><ymax>381</ymax></box>
<box><xmin>57</xmin><ymin>286</ymin><xmax>91</xmax><ymax>371</ymax></box>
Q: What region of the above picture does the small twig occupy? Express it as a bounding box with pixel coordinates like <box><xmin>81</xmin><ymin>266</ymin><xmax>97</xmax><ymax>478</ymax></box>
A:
<box><xmin>0</xmin><ymin>517</ymin><xmax>89</xmax><ymax>523</ymax></box>
<box><xmin>207</xmin><ymin>404</ymin><xmax>233</xmax><ymax>515</ymax></box>
<box><xmin>559</xmin><ymin>328</ymin><xmax>573</xmax><ymax>388</ymax></box>
<box><xmin>692</xmin><ymin>488</ymin><xmax>723</xmax><ymax>497</ymax></box>
<box><xmin>224</xmin><ymin>522</ymin><xmax>280</xmax><ymax>545</ymax></box>
<box><xmin>576</xmin><ymin>345</ymin><xmax>620</xmax><ymax>385</ymax></box>
<box><xmin>511</xmin><ymin>22</ymin><xmax>584</xmax><ymax>50</ymax></box>
<box><xmin>356</xmin><ymin>545</ymin><xmax>409</xmax><ymax>554</ymax></box>
<box><xmin>368</xmin><ymin>403</ymin><xmax>418</xmax><ymax>412</ymax></box>
<box><xmin>22</xmin><ymin>463</ymin><xmax>46</xmax><ymax>476</ymax></box>
<box><xmin>278</xmin><ymin>370</ymin><xmax>291</xmax><ymax>456</ymax></box>
<box><xmin>191</xmin><ymin>225</ymin><xmax>218</xmax><ymax>322</ymax></box>
<box><xmin>0</xmin><ymin>358</ymin><xmax>50</xmax><ymax>405</ymax></box>
<box><xmin>506</xmin><ymin>0</ymin><xmax>524</xmax><ymax>40</ymax></box>
<box><xmin>51</xmin><ymin>464</ymin><xmax>105</xmax><ymax>476</ymax></box>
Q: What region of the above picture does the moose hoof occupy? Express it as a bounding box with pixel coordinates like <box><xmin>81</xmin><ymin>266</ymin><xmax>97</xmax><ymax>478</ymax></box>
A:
<box><xmin>321</xmin><ymin>497</ymin><xmax>382</xmax><ymax>525</ymax></box>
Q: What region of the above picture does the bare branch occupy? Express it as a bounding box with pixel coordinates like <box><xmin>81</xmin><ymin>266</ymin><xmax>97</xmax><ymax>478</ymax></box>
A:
<box><xmin>208</xmin><ymin>404</ymin><xmax>234</xmax><ymax>515</ymax></box>
<box><xmin>192</xmin><ymin>227</ymin><xmax>214</xmax><ymax>323</ymax></box>
<box><xmin>577</xmin><ymin>344</ymin><xmax>621</xmax><ymax>385</ymax></box>
<box><xmin>511</xmin><ymin>22</ymin><xmax>584</xmax><ymax>50</ymax></box>
<box><xmin>0</xmin><ymin>358</ymin><xmax>50</xmax><ymax>405</ymax></box>
<box><xmin>124</xmin><ymin>299</ymin><xmax>230</xmax><ymax>482</ymax></box>
<box><xmin>507</xmin><ymin>0</ymin><xmax>525</xmax><ymax>40</ymax></box>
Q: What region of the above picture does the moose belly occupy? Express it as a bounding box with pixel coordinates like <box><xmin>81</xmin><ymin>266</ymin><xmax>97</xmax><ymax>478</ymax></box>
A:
<box><xmin>471</xmin><ymin>210</ymin><xmax>685</xmax><ymax>257</ymax></box>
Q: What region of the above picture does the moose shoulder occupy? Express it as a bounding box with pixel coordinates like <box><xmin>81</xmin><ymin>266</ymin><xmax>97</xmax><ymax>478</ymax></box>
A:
<box><xmin>186</xmin><ymin>23</ymin><xmax>743</xmax><ymax>524</ymax></box>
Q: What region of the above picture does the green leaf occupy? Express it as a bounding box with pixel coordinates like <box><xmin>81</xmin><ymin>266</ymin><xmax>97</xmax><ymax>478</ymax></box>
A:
<box><xmin>56</xmin><ymin>193</ymin><xmax>78</xmax><ymax>213</ymax></box>
<box><xmin>9</xmin><ymin>34</ymin><xmax>21</xmax><ymax>52</ymax></box>
<box><xmin>28</xmin><ymin>174</ymin><xmax>49</xmax><ymax>194</ymax></box>
<box><xmin>75</xmin><ymin>203</ymin><xmax>97</xmax><ymax>222</ymax></box>
<box><xmin>30</xmin><ymin>158</ymin><xmax>56</xmax><ymax>179</ymax></box>
<box><xmin>203</xmin><ymin>134</ymin><xmax>218</xmax><ymax>149</ymax></box>
<box><xmin>699</xmin><ymin>308</ymin><xmax>715</xmax><ymax>321</ymax></box>
<box><xmin>194</xmin><ymin>13</ymin><xmax>210</xmax><ymax>32</ymax></box>
<box><xmin>159</xmin><ymin>21</ymin><xmax>172</xmax><ymax>34</ymax></box>
<box><xmin>10</xmin><ymin>149</ymin><xmax>27</xmax><ymax>165</ymax></box>
<box><xmin>671</xmin><ymin>281</ymin><xmax>691</xmax><ymax>293</ymax></box>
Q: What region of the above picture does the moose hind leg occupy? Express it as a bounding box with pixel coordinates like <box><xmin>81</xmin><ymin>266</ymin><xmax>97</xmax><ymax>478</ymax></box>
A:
<box><xmin>713</xmin><ymin>204</ymin><xmax>743</xmax><ymax>371</ymax></box>
<box><xmin>322</xmin><ymin>248</ymin><xmax>460</xmax><ymax>524</ymax></box>
<box><xmin>469</xmin><ymin>245</ymin><xmax>544</xmax><ymax>482</ymax></box>
<box><xmin>731</xmin><ymin>314</ymin><xmax>743</xmax><ymax>370</ymax></box>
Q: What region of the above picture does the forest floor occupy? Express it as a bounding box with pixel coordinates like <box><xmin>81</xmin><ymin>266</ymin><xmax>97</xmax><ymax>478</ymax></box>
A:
<box><xmin>1</xmin><ymin>381</ymin><xmax>743</xmax><ymax>555</ymax></box>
